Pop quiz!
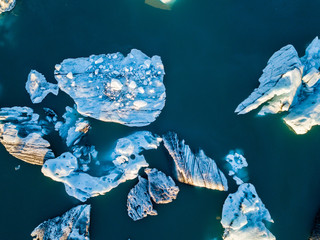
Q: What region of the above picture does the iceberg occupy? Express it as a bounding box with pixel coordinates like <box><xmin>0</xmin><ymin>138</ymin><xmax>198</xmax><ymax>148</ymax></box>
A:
<box><xmin>26</xmin><ymin>70</ymin><xmax>59</xmax><ymax>104</ymax></box>
<box><xmin>41</xmin><ymin>131</ymin><xmax>161</xmax><ymax>202</ymax></box>
<box><xmin>221</xmin><ymin>183</ymin><xmax>275</xmax><ymax>240</ymax></box>
<box><xmin>0</xmin><ymin>106</ymin><xmax>54</xmax><ymax>165</ymax></box>
<box><xmin>145</xmin><ymin>168</ymin><xmax>179</xmax><ymax>204</ymax></box>
<box><xmin>127</xmin><ymin>176</ymin><xmax>158</xmax><ymax>221</ymax></box>
<box><xmin>224</xmin><ymin>150</ymin><xmax>248</xmax><ymax>185</ymax></box>
<box><xmin>54</xmin><ymin>49</ymin><xmax>166</xmax><ymax>127</ymax></box>
<box><xmin>0</xmin><ymin>0</ymin><xmax>15</xmax><ymax>14</ymax></box>
<box><xmin>162</xmin><ymin>132</ymin><xmax>228</xmax><ymax>191</ymax></box>
<box><xmin>235</xmin><ymin>37</ymin><xmax>320</xmax><ymax>134</ymax></box>
<box><xmin>309</xmin><ymin>209</ymin><xmax>320</xmax><ymax>240</ymax></box>
<box><xmin>31</xmin><ymin>204</ymin><xmax>90</xmax><ymax>240</ymax></box>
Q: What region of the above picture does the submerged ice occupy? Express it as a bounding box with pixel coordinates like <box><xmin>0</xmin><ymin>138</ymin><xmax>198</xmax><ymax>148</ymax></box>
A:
<box><xmin>235</xmin><ymin>37</ymin><xmax>320</xmax><ymax>134</ymax></box>
<box><xmin>31</xmin><ymin>204</ymin><xmax>90</xmax><ymax>240</ymax></box>
<box><xmin>221</xmin><ymin>183</ymin><xmax>275</xmax><ymax>240</ymax></box>
<box><xmin>225</xmin><ymin>150</ymin><xmax>248</xmax><ymax>185</ymax></box>
<box><xmin>163</xmin><ymin>132</ymin><xmax>228</xmax><ymax>191</ymax></box>
<box><xmin>54</xmin><ymin>49</ymin><xmax>166</xmax><ymax>127</ymax></box>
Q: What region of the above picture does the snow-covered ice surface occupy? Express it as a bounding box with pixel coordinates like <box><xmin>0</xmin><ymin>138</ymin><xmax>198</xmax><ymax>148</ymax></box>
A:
<box><xmin>31</xmin><ymin>204</ymin><xmax>90</xmax><ymax>240</ymax></box>
<box><xmin>145</xmin><ymin>168</ymin><xmax>179</xmax><ymax>204</ymax></box>
<box><xmin>0</xmin><ymin>106</ymin><xmax>54</xmax><ymax>165</ymax></box>
<box><xmin>0</xmin><ymin>0</ymin><xmax>15</xmax><ymax>14</ymax></box>
<box><xmin>163</xmin><ymin>132</ymin><xmax>228</xmax><ymax>191</ymax></box>
<box><xmin>235</xmin><ymin>37</ymin><xmax>320</xmax><ymax>134</ymax></box>
<box><xmin>127</xmin><ymin>176</ymin><xmax>157</xmax><ymax>221</ymax></box>
<box><xmin>221</xmin><ymin>183</ymin><xmax>275</xmax><ymax>240</ymax></box>
<box><xmin>26</xmin><ymin>70</ymin><xmax>59</xmax><ymax>104</ymax></box>
<box><xmin>224</xmin><ymin>150</ymin><xmax>248</xmax><ymax>185</ymax></box>
<box><xmin>41</xmin><ymin>131</ymin><xmax>161</xmax><ymax>202</ymax></box>
<box><xmin>54</xmin><ymin>49</ymin><xmax>166</xmax><ymax>127</ymax></box>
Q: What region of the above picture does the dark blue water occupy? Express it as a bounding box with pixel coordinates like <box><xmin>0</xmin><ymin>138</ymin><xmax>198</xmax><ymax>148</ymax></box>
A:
<box><xmin>1</xmin><ymin>0</ymin><xmax>320</xmax><ymax>239</ymax></box>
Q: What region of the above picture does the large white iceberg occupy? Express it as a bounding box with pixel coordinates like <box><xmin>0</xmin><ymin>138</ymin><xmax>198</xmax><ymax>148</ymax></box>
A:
<box><xmin>41</xmin><ymin>131</ymin><xmax>161</xmax><ymax>202</ymax></box>
<box><xmin>26</xmin><ymin>70</ymin><xmax>59</xmax><ymax>104</ymax></box>
<box><xmin>163</xmin><ymin>132</ymin><xmax>228</xmax><ymax>191</ymax></box>
<box><xmin>54</xmin><ymin>49</ymin><xmax>166</xmax><ymax>127</ymax></box>
<box><xmin>235</xmin><ymin>37</ymin><xmax>320</xmax><ymax>134</ymax></box>
<box><xmin>0</xmin><ymin>106</ymin><xmax>54</xmax><ymax>165</ymax></box>
<box><xmin>221</xmin><ymin>183</ymin><xmax>275</xmax><ymax>240</ymax></box>
<box><xmin>31</xmin><ymin>204</ymin><xmax>90</xmax><ymax>240</ymax></box>
<box><xmin>0</xmin><ymin>0</ymin><xmax>15</xmax><ymax>14</ymax></box>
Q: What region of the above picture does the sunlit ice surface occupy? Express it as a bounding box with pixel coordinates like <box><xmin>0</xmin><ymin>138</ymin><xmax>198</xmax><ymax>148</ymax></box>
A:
<box><xmin>145</xmin><ymin>0</ymin><xmax>176</xmax><ymax>10</ymax></box>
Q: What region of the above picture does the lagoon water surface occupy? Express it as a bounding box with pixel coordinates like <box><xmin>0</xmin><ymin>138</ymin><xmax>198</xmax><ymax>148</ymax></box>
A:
<box><xmin>1</xmin><ymin>0</ymin><xmax>320</xmax><ymax>239</ymax></box>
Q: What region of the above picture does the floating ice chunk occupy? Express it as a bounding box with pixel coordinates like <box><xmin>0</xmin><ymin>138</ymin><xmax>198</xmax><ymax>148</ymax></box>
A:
<box><xmin>0</xmin><ymin>0</ymin><xmax>16</xmax><ymax>14</ymax></box>
<box><xmin>163</xmin><ymin>132</ymin><xmax>228</xmax><ymax>191</ymax></box>
<box><xmin>145</xmin><ymin>168</ymin><xmax>179</xmax><ymax>204</ymax></box>
<box><xmin>31</xmin><ymin>204</ymin><xmax>90</xmax><ymax>240</ymax></box>
<box><xmin>25</xmin><ymin>70</ymin><xmax>59</xmax><ymax>104</ymax></box>
<box><xmin>221</xmin><ymin>183</ymin><xmax>275</xmax><ymax>240</ymax></box>
<box><xmin>55</xmin><ymin>49</ymin><xmax>166</xmax><ymax>127</ymax></box>
<box><xmin>225</xmin><ymin>150</ymin><xmax>248</xmax><ymax>185</ymax></box>
<box><xmin>0</xmin><ymin>106</ymin><xmax>54</xmax><ymax>165</ymax></box>
<box><xmin>127</xmin><ymin>176</ymin><xmax>157</xmax><ymax>221</ymax></box>
<box><xmin>309</xmin><ymin>208</ymin><xmax>320</xmax><ymax>240</ymax></box>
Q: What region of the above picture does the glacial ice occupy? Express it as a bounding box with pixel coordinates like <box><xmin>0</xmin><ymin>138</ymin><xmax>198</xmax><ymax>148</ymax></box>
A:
<box><xmin>221</xmin><ymin>183</ymin><xmax>275</xmax><ymax>240</ymax></box>
<box><xmin>127</xmin><ymin>176</ymin><xmax>158</xmax><ymax>221</ymax></box>
<box><xmin>31</xmin><ymin>204</ymin><xmax>90</xmax><ymax>240</ymax></box>
<box><xmin>0</xmin><ymin>0</ymin><xmax>15</xmax><ymax>14</ymax></box>
<box><xmin>224</xmin><ymin>150</ymin><xmax>248</xmax><ymax>185</ymax></box>
<box><xmin>163</xmin><ymin>132</ymin><xmax>228</xmax><ymax>191</ymax></box>
<box><xmin>0</xmin><ymin>106</ymin><xmax>54</xmax><ymax>165</ymax></box>
<box><xmin>26</xmin><ymin>70</ymin><xmax>59</xmax><ymax>104</ymax></box>
<box><xmin>145</xmin><ymin>168</ymin><xmax>179</xmax><ymax>204</ymax></box>
<box><xmin>54</xmin><ymin>49</ymin><xmax>166</xmax><ymax>127</ymax></box>
<box><xmin>309</xmin><ymin>209</ymin><xmax>320</xmax><ymax>240</ymax></box>
<box><xmin>41</xmin><ymin>131</ymin><xmax>161</xmax><ymax>202</ymax></box>
<box><xmin>235</xmin><ymin>37</ymin><xmax>320</xmax><ymax>134</ymax></box>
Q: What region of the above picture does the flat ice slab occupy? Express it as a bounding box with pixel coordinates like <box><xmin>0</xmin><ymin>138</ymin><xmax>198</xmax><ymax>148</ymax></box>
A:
<box><xmin>54</xmin><ymin>49</ymin><xmax>166</xmax><ymax>127</ymax></box>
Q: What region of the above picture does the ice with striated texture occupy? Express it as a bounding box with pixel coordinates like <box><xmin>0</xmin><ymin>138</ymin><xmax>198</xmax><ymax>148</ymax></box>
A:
<box><xmin>235</xmin><ymin>45</ymin><xmax>303</xmax><ymax>116</ymax></box>
<box><xmin>26</xmin><ymin>70</ymin><xmax>59</xmax><ymax>104</ymax></box>
<box><xmin>127</xmin><ymin>176</ymin><xmax>157</xmax><ymax>221</ymax></box>
<box><xmin>145</xmin><ymin>168</ymin><xmax>179</xmax><ymax>204</ymax></box>
<box><xmin>31</xmin><ymin>204</ymin><xmax>90</xmax><ymax>240</ymax></box>
<box><xmin>163</xmin><ymin>132</ymin><xmax>228</xmax><ymax>191</ymax></box>
<box><xmin>0</xmin><ymin>106</ymin><xmax>54</xmax><ymax>165</ymax></box>
<box><xmin>54</xmin><ymin>49</ymin><xmax>166</xmax><ymax>127</ymax></box>
<box><xmin>42</xmin><ymin>131</ymin><xmax>161</xmax><ymax>202</ymax></box>
<box><xmin>0</xmin><ymin>0</ymin><xmax>15</xmax><ymax>14</ymax></box>
<box><xmin>225</xmin><ymin>150</ymin><xmax>248</xmax><ymax>185</ymax></box>
<box><xmin>221</xmin><ymin>183</ymin><xmax>275</xmax><ymax>240</ymax></box>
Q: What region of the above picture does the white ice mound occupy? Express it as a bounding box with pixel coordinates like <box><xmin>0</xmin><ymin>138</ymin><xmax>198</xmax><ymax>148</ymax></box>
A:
<box><xmin>235</xmin><ymin>37</ymin><xmax>320</xmax><ymax>134</ymax></box>
<box><xmin>225</xmin><ymin>150</ymin><xmax>248</xmax><ymax>185</ymax></box>
<box><xmin>0</xmin><ymin>106</ymin><xmax>54</xmax><ymax>165</ymax></box>
<box><xmin>235</xmin><ymin>45</ymin><xmax>303</xmax><ymax>116</ymax></box>
<box><xmin>145</xmin><ymin>168</ymin><xmax>179</xmax><ymax>204</ymax></box>
<box><xmin>127</xmin><ymin>176</ymin><xmax>158</xmax><ymax>221</ymax></box>
<box><xmin>54</xmin><ymin>49</ymin><xmax>166</xmax><ymax>127</ymax></box>
<box><xmin>221</xmin><ymin>183</ymin><xmax>275</xmax><ymax>240</ymax></box>
<box><xmin>42</xmin><ymin>131</ymin><xmax>161</xmax><ymax>202</ymax></box>
<box><xmin>31</xmin><ymin>204</ymin><xmax>90</xmax><ymax>240</ymax></box>
<box><xmin>163</xmin><ymin>132</ymin><xmax>228</xmax><ymax>191</ymax></box>
<box><xmin>26</xmin><ymin>70</ymin><xmax>59</xmax><ymax>104</ymax></box>
<box><xmin>0</xmin><ymin>0</ymin><xmax>15</xmax><ymax>14</ymax></box>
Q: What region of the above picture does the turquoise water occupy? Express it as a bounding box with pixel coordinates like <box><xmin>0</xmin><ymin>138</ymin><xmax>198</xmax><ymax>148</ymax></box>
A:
<box><xmin>1</xmin><ymin>0</ymin><xmax>320</xmax><ymax>239</ymax></box>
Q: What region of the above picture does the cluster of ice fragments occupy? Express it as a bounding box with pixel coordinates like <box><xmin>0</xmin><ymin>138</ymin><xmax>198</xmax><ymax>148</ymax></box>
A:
<box><xmin>54</xmin><ymin>49</ymin><xmax>166</xmax><ymax>127</ymax></box>
<box><xmin>0</xmin><ymin>106</ymin><xmax>54</xmax><ymax>165</ymax></box>
<box><xmin>221</xmin><ymin>183</ymin><xmax>275</xmax><ymax>240</ymax></box>
<box><xmin>25</xmin><ymin>70</ymin><xmax>59</xmax><ymax>104</ymax></box>
<box><xmin>0</xmin><ymin>0</ymin><xmax>15</xmax><ymax>14</ymax></box>
<box><xmin>236</xmin><ymin>37</ymin><xmax>320</xmax><ymax>134</ymax></box>
<box><xmin>163</xmin><ymin>132</ymin><xmax>228</xmax><ymax>191</ymax></box>
<box><xmin>127</xmin><ymin>168</ymin><xmax>179</xmax><ymax>221</ymax></box>
<box><xmin>31</xmin><ymin>204</ymin><xmax>90</xmax><ymax>240</ymax></box>
<box><xmin>224</xmin><ymin>150</ymin><xmax>248</xmax><ymax>185</ymax></box>
<box><xmin>42</xmin><ymin>131</ymin><xmax>161</xmax><ymax>202</ymax></box>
